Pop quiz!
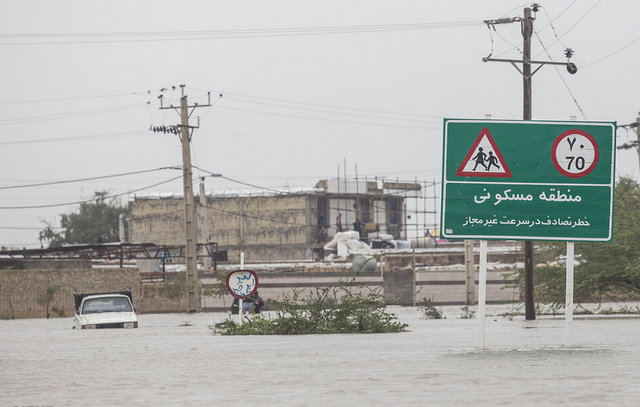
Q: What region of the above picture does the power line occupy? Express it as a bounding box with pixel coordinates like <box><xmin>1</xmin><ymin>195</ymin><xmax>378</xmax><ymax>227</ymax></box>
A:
<box><xmin>0</xmin><ymin>130</ymin><xmax>153</xmax><ymax>146</ymax></box>
<box><xmin>491</xmin><ymin>1</ymin><xmax>578</xmax><ymax>59</ymax></box>
<box><xmin>215</xmin><ymin>105</ymin><xmax>438</xmax><ymax>131</ymax></box>
<box><xmin>218</xmin><ymin>91</ymin><xmax>442</xmax><ymax>119</ymax></box>
<box><xmin>221</xmin><ymin>95</ymin><xmax>440</xmax><ymax>125</ymax></box>
<box><xmin>581</xmin><ymin>34</ymin><xmax>640</xmax><ymax>69</ymax></box>
<box><xmin>533</xmin><ymin>29</ymin><xmax>587</xmax><ymax>120</ymax></box>
<box><xmin>529</xmin><ymin>1</ymin><xmax>578</xmax><ymax>60</ymax></box>
<box><xmin>0</xmin><ymin>175</ymin><xmax>183</xmax><ymax>210</ymax></box>
<box><xmin>538</xmin><ymin>3</ymin><xmax>573</xmax><ymax>50</ymax></box>
<box><xmin>0</xmin><ymin>167</ymin><xmax>181</xmax><ymax>190</ymax></box>
<box><xmin>0</xmin><ymin>226</ymin><xmax>58</xmax><ymax>231</ymax></box>
<box><xmin>538</xmin><ymin>0</ymin><xmax>602</xmax><ymax>54</ymax></box>
<box><xmin>0</xmin><ymin>103</ymin><xmax>152</xmax><ymax>127</ymax></box>
<box><xmin>193</xmin><ymin>165</ymin><xmax>288</xmax><ymax>194</ymax></box>
<box><xmin>0</xmin><ymin>90</ymin><xmax>151</xmax><ymax>105</ymax></box>
<box><xmin>530</xmin><ymin>1</ymin><xmax>602</xmax><ymax>61</ymax></box>
<box><xmin>0</xmin><ymin>21</ymin><xmax>483</xmax><ymax>46</ymax></box>
<box><xmin>220</xmin><ymin>176</ymin><xmax>288</xmax><ymax>194</ymax></box>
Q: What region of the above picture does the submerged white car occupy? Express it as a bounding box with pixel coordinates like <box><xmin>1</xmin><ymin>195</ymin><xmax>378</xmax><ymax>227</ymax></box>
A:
<box><xmin>73</xmin><ymin>291</ymin><xmax>138</xmax><ymax>329</ymax></box>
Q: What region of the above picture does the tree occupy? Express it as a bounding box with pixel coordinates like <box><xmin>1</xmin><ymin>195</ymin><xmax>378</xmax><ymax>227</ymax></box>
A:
<box><xmin>512</xmin><ymin>177</ymin><xmax>640</xmax><ymax>308</ymax></box>
<box><xmin>39</xmin><ymin>191</ymin><xmax>127</xmax><ymax>248</ymax></box>
<box><xmin>574</xmin><ymin>177</ymin><xmax>640</xmax><ymax>299</ymax></box>
<box><xmin>36</xmin><ymin>285</ymin><xmax>58</xmax><ymax>318</ymax></box>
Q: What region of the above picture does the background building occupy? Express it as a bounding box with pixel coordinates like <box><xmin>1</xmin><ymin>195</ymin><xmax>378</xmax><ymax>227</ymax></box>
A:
<box><xmin>128</xmin><ymin>178</ymin><xmax>426</xmax><ymax>262</ymax></box>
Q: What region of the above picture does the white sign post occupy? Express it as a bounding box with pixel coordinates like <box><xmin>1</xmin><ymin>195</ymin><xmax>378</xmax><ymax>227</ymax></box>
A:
<box><xmin>239</xmin><ymin>252</ymin><xmax>245</xmax><ymax>324</ymax></box>
<box><xmin>565</xmin><ymin>242</ymin><xmax>575</xmax><ymax>346</ymax></box>
<box><xmin>477</xmin><ymin>240</ymin><xmax>487</xmax><ymax>349</ymax></box>
<box><xmin>225</xmin><ymin>253</ymin><xmax>259</xmax><ymax>326</ymax></box>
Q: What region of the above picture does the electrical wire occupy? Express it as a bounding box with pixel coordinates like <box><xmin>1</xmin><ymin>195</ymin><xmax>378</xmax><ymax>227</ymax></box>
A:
<box><xmin>0</xmin><ymin>90</ymin><xmax>151</xmax><ymax>105</ymax></box>
<box><xmin>533</xmin><ymin>29</ymin><xmax>587</xmax><ymax>120</ymax></box>
<box><xmin>1</xmin><ymin>21</ymin><xmax>481</xmax><ymax>39</ymax></box>
<box><xmin>194</xmin><ymin>165</ymin><xmax>287</xmax><ymax>194</ymax></box>
<box><xmin>534</xmin><ymin>0</ymin><xmax>602</xmax><ymax>57</ymax></box>
<box><xmin>188</xmin><ymin>87</ymin><xmax>443</xmax><ymax>130</ymax></box>
<box><xmin>0</xmin><ymin>166</ymin><xmax>181</xmax><ymax>190</ymax></box>
<box><xmin>0</xmin><ymin>130</ymin><xmax>154</xmax><ymax>146</ymax></box>
<box><xmin>0</xmin><ymin>175</ymin><xmax>183</xmax><ymax>210</ymax></box>
<box><xmin>0</xmin><ymin>226</ymin><xmax>56</xmax><ymax>230</ymax></box>
<box><xmin>581</xmin><ymin>34</ymin><xmax>640</xmax><ymax>69</ymax></box>
<box><xmin>221</xmin><ymin>95</ymin><xmax>440</xmax><ymax>125</ymax></box>
<box><xmin>0</xmin><ymin>103</ymin><xmax>152</xmax><ymax>127</ymax></box>
<box><xmin>539</xmin><ymin>4</ymin><xmax>572</xmax><ymax>50</ymax></box>
<box><xmin>492</xmin><ymin>0</ymin><xmax>578</xmax><ymax>59</ymax></box>
<box><xmin>219</xmin><ymin>176</ymin><xmax>288</xmax><ymax>194</ymax></box>
<box><xmin>217</xmin><ymin>91</ymin><xmax>442</xmax><ymax>119</ymax></box>
<box><xmin>215</xmin><ymin>105</ymin><xmax>438</xmax><ymax>131</ymax></box>
<box><xmin>0</xmin><ymin>21</ymin><xmax>483</xmax><ymax>46</ymax></box>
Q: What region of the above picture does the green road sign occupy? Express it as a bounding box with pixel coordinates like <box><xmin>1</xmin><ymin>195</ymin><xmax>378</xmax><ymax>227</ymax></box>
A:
<box><xmin>441</xmin><ymin>119</ymin><xmax>616</xmax><ymax>241</ymax></box>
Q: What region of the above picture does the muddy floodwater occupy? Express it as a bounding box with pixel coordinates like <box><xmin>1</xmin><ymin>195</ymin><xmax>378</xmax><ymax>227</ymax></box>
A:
<box><xmin>1</xmin><ymin>305</ymin><xmax>639</xmax><ymax>406</ymax></box>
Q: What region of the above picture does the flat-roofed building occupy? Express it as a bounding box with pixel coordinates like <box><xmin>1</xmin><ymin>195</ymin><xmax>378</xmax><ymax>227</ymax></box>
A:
<box><xmin>128</xmin><ymin>179</ymin><xmax>421</xmax><ymax>263</ymax></box>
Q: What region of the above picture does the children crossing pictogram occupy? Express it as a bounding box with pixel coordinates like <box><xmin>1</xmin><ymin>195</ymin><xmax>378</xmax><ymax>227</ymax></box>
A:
<box><xmin>456</xmin><ymin>127</ymin><xmax>512</xmax><ymax>177</ymax></box>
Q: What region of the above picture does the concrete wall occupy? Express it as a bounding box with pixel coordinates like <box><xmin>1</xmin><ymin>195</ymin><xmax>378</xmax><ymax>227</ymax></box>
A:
<box><xmin>0</xmin><ymin>267</ymin><xmax>141</xmax><ymax>319</ymax></box>
<box><xmin>0</xmin><ymin>246</ymin><xmax>521</xmax><ymax>319</ymax></box>
<box><xmin>129</xmin><ymin>194</ymin><xmax>318</xmax><ymax>263</ymax></box>
<box><xmin>383</xmin><ymin>268</ymin><xmax>415</xmax><ymax>305</ymax></box>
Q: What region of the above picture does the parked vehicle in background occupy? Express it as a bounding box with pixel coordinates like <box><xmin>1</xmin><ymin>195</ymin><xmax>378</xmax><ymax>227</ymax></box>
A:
<box><xmin>73</xmin><ymin>290</ymin><xmax>138</xmax><ymax>329</ymax></box>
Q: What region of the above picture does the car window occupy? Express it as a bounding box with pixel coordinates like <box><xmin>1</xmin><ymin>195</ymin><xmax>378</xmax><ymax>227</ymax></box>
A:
<box><xmin>82</xmin><ymin>297</ymin><xmax>133</xmax><ymax>314</ymax></box>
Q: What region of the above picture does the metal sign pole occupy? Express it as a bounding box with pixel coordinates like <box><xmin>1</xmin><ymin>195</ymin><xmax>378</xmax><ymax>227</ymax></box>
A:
<box><xmin>478</xmin><ymin>240</ymin><xmax>487</xmax><ymax>349</ymax></box>
<box><xmin>239</xmin><ymin>252</ymin><xmax>245</xmax><ymax>325</ymax></box>
<box><xmin>565</xmin><ymin>242</ymin><xmax>575</xmax><ymax>346</ymax></box>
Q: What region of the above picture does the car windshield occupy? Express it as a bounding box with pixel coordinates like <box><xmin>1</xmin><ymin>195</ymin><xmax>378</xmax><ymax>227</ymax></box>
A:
<box><xmin>82</xmin><ymin>297</ymin><xmax>133</xmax><ymax>314</ymax></box>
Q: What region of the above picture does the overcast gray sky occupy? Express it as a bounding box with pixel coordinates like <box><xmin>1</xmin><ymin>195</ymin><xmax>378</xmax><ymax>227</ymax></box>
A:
<box><xmin>2</xmin><ymin>0</ymin><xmax>639</xmax><ymax>248</ymax></box>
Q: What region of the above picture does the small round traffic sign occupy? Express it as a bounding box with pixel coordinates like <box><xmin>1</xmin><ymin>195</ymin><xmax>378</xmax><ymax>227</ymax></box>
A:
<box><xmin>225</xmin><ymin>269</ymin><xmax>258</xmax><ymax>299</ymax></box>
<box><xmin>551</xmin><ymin>129</ymin><xmax>599</xmax><ymax>178</ymax></box>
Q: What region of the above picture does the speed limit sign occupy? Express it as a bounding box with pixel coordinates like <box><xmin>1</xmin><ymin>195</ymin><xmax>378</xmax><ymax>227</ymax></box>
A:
<box><xmin>551</xmin><ymin>129</ymin><xmax>600</xmax><ymax>178</ymax></box>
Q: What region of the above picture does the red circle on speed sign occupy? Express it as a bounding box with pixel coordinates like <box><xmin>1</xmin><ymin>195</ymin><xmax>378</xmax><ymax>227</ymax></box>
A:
<box><xmin>551</xmin><ymin>129</ymin><xmax>599</xmax><ymax>178</ymax></box>
<box><xmin>225</xmin><ymin>269</ymin><xmax>258</xmax><ymax>299</ymax></box>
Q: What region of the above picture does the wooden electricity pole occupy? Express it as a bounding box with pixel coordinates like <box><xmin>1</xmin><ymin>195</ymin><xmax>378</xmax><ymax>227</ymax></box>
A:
<box><xmin>522</xmin><ymin>7</ymin><xmax>536</xmax><ymax>321</ymax></box>
<box><xmin>179</xmin><ymin>95</ymin><xmax>200</xmax><ymax>312</ymax></box>
<box><xmin>464</xmin><ymin>239</ymin><xmax>475</xmax><ymax>305</ymax></box>
<box><xmin>483</xmin><ymin>7</ymin><xmax>578</xmax><ymax>320</ymax></box>
<box><xmin>200</xmin><ymin>180</ymin><xmax>212</xmax><ymax>271</ymax></box>
<box><xmin>156</xmin><ymin>87</ymin><xmax>211</xmax><ymax>312</ymax></box>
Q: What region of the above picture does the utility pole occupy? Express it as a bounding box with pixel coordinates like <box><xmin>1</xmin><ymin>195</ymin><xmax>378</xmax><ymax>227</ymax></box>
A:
<box><xmin>464</xmin><ymin>240</ymin><xmax>475</xmax><ymax>305</ymax></box>
<box><xmin>615</xmin><ymin>116</ymin><xmax>640</xmax><ymax>170</ymax></box>
<box><xmin>522</xmin><ymin>7</ymin><xmax>536</xmax><ymax>321</ymax></box>
<box><xmin>483</xmin><ymin>6</ymin><xmax>577</xmax><ymax>320</ymax></box>
<box><xmin>154</xmin><ymin>86</ymin><xmax>211</xmax><ymax>312</ymax></box>
<box><xmin>179</xmin><ymin>95</ymin><xmax>200</xmax><ymax>312</ymax></box>
<box><xmin>200</xmin><ymin>180</ymin><xmax>211</xmax><ymax>271</ymax></box>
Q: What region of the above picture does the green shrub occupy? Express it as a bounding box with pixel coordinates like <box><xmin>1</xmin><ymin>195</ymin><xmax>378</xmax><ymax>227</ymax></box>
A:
<box><xmin>460</xmin><ymin>305</ymin><xmax>475</xmax><ymax>319</ymax></box>
<box><xmin>417</xmin><ymin>297</ymin><xmax>444</xmax><ymax>319</ymax></box>
<box><xmin>210</xmin><ymin>284</ymin><xmax>407</xmax><ymax>335</ymax></box>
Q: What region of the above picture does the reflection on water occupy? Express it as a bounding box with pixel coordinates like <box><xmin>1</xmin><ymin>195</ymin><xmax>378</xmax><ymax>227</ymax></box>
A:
<box><xmin>1</xmin><ymin>306</ymin><xmax>638</xmax><ymax>406</ymax></box>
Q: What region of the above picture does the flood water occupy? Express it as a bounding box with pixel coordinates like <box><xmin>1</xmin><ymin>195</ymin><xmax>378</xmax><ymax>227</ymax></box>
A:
<box><xmin>1</xmin><ymin>305</ymin><xmax>639</xmax><ymax>406</ymax></box>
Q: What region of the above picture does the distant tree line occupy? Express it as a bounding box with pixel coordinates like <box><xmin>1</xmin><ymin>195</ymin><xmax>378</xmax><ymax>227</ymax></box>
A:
<box><xmin>510</xmin><ymin>176</ymin><xmax>640</xmax><ymax>308</ymax></box>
